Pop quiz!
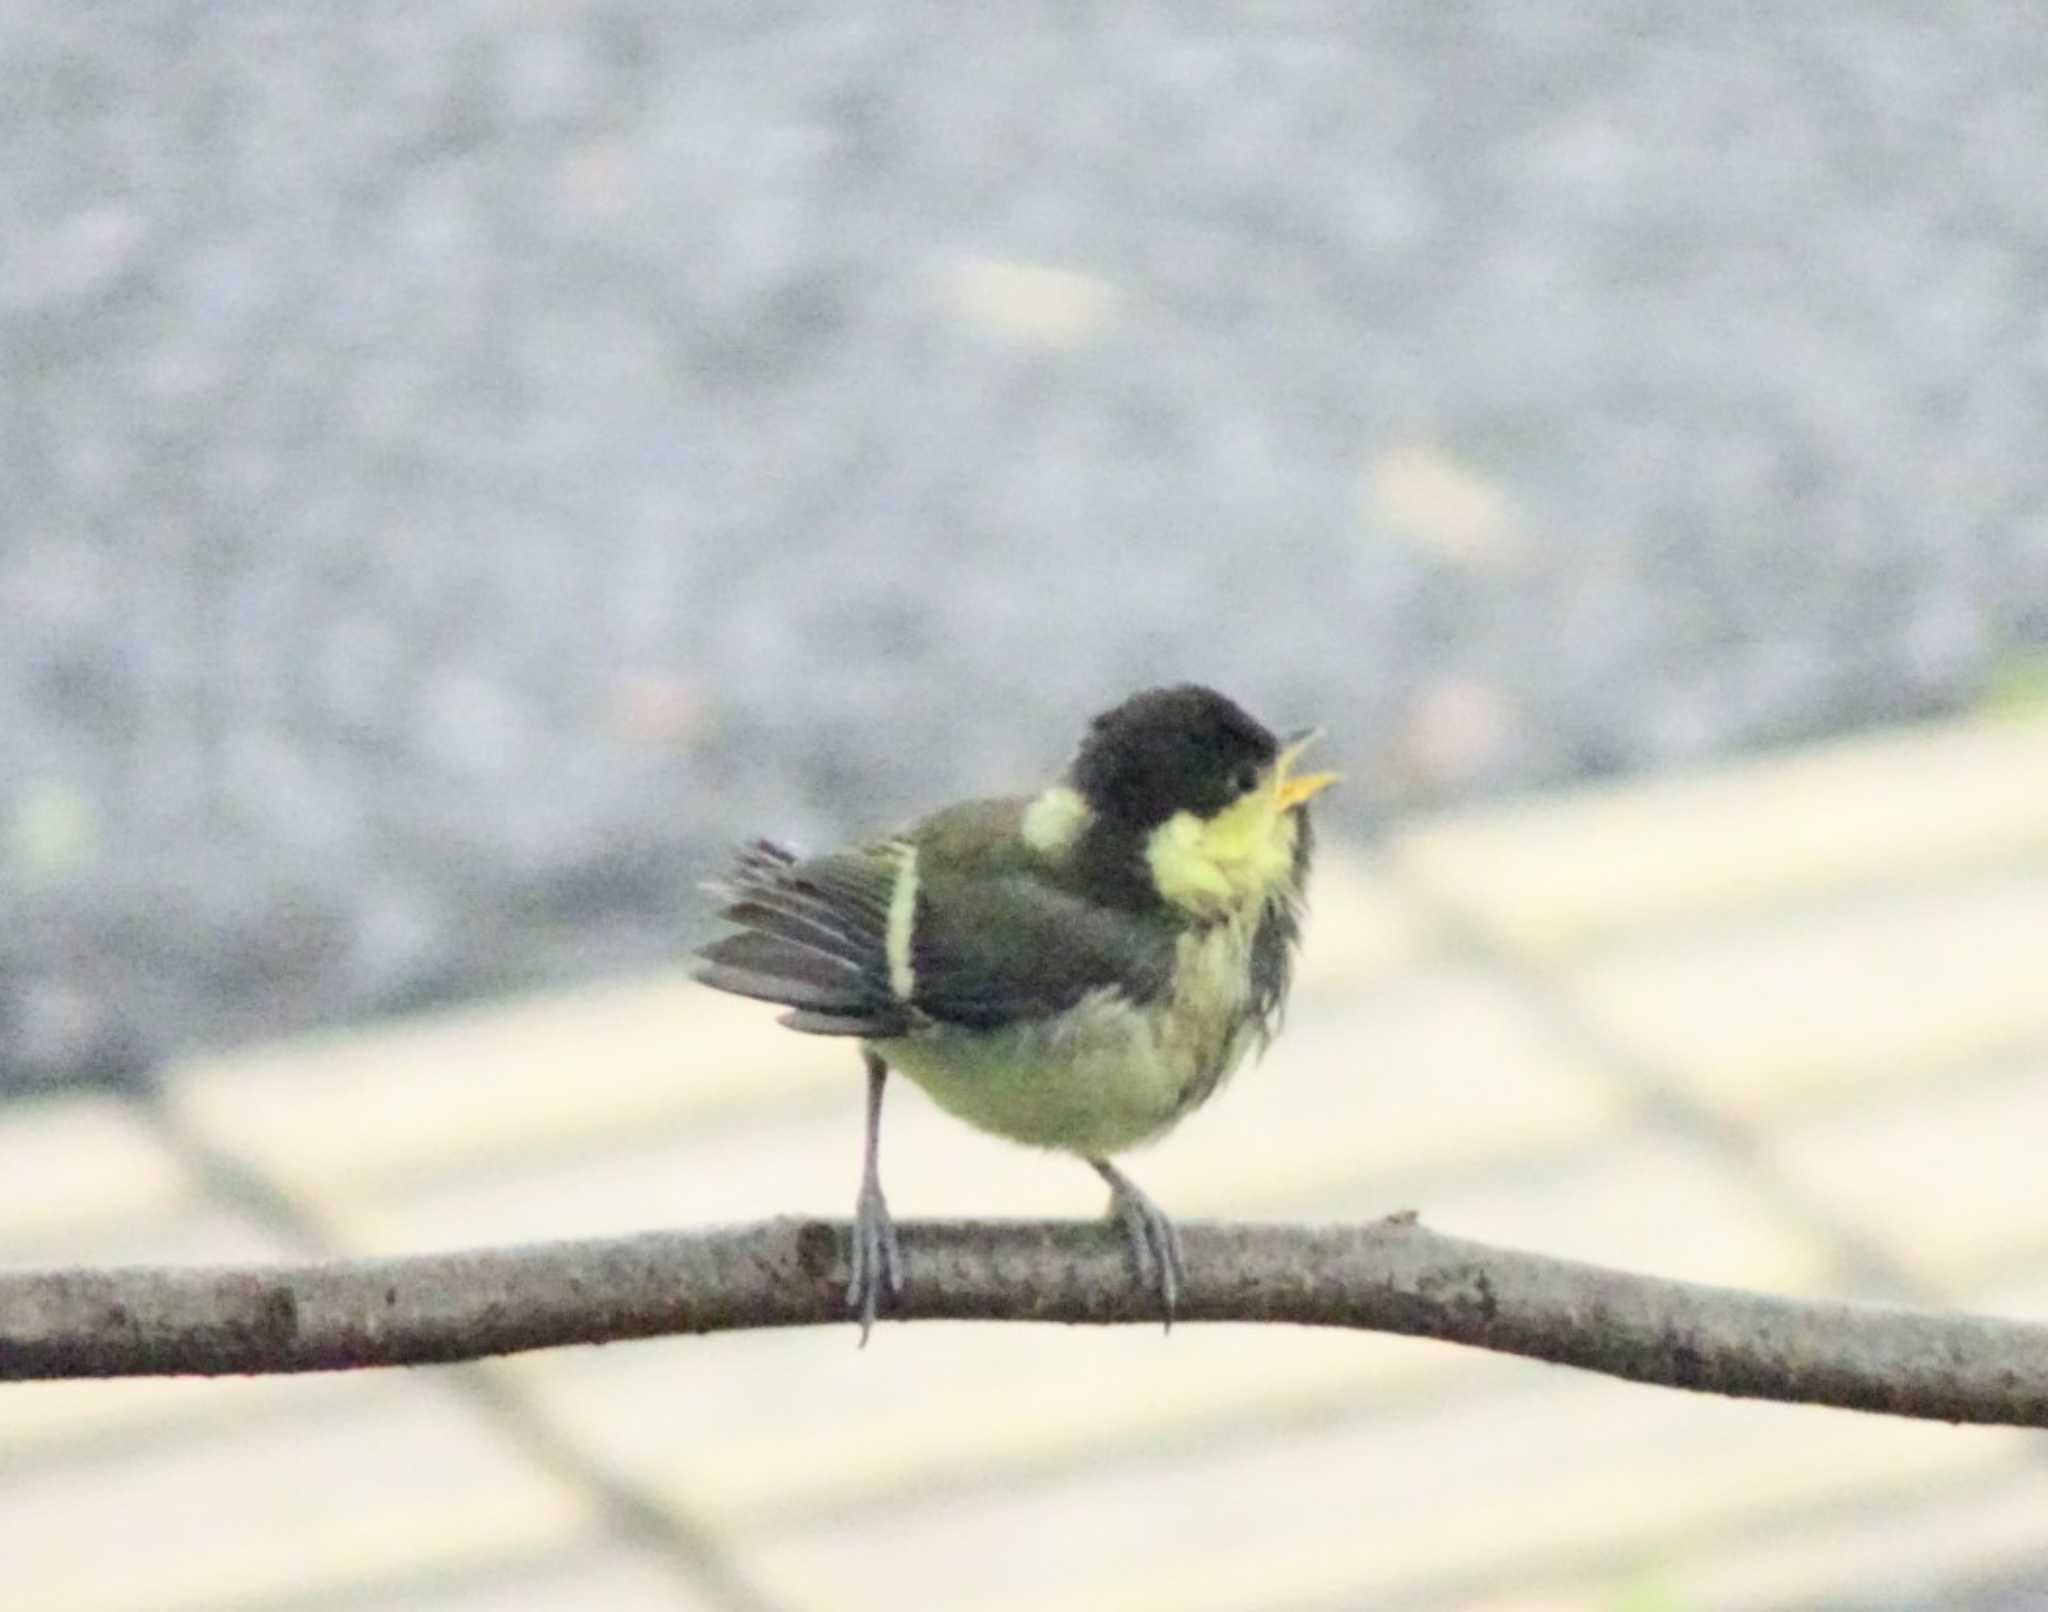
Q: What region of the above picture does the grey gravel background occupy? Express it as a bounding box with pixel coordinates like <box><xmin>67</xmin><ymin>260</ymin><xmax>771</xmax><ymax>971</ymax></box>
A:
<box><xmin>6</xmin><ymin>2</ymin><xmax>2048</xmax><ymax>1097</ymax></box>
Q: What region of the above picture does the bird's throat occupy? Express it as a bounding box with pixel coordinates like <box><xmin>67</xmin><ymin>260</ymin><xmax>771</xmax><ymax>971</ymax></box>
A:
<box><xmin>1144</xmin><ymin>796</ymin><xmax>1303</xmax><ymax>919</ymax></box>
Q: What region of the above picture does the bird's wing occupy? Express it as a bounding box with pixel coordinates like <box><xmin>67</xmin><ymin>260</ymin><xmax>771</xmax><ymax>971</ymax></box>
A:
<box><xmin>694</xmin><ymin>839</ymin><xmax>913</xmax><ymax>1037</ymax></box>
<box><xmin>693</xmin><ymin>834</ymin><xmax>1176</xmax><ymax>1038</ymax></box>
<box><xmin>902</xmin><ymin>867</ymin><xmax>1176</xmax><ymax>1030</ymax></box>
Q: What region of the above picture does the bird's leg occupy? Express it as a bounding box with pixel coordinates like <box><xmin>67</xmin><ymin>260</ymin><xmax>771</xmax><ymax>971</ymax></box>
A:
<box><xmin>1090</xmin><ymin>1157</ymin><xmax>1185</xmax><ymax>1330</ymax></box>
<box><xmin>848</xmin><ymin>1050</ymin><xmax>905</xmax><ymax>1344</ymax></box>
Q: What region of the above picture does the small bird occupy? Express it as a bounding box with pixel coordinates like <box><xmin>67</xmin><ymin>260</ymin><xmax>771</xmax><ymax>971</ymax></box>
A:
<box><xmin>692</xmin><ymin>684</ymin><xmax>1336</xmax><ymax>1339</ymax></box>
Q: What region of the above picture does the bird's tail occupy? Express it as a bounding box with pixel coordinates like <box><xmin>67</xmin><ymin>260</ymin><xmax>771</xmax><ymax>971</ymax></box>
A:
<box><xmin>693</xmin><ymin>840</ymin><xmax>912</xmax><ymax>1037</ymax></box>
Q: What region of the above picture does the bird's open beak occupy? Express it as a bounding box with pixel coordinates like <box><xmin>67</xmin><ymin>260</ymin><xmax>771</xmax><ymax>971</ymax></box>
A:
<box><xmin>1274</xmin><ymin>727</ymin><xmax>1339</xmax><ymax>810</ymax></box>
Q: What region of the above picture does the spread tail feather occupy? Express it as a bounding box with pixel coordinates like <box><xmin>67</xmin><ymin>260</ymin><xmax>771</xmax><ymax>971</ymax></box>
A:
<box><xmin>693</xmin><ymin>839</ymin><xmax>912</xmax><ymax>1038</ymax></box>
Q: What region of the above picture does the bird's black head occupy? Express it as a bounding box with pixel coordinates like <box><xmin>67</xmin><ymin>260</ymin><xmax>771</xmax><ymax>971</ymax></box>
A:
<box><xmin>1068</xmin><ymin>684</ymin><xmax>1281</xmax><ymax>827</ymax></box>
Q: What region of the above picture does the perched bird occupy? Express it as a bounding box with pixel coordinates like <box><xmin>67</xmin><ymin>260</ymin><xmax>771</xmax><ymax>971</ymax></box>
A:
<box><xmin>692</xmin><ymin>684</ymin><xmax>1335</xmax><ymax>1339</ymax></box>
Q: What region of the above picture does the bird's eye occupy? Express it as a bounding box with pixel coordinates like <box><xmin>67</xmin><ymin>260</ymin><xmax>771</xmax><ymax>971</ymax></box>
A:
<box><xmin>1231</xmin><ymin>762</ymin><xmax>1261</xmax><ymax>796</ymax></box>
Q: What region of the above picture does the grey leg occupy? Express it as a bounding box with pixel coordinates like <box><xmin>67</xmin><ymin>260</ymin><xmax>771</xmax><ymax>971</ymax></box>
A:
<box><xmin>848</xmin><ymin>1050</ymin><xmax>905</xmax><ymax>1344</ymax></box>
<box><xmin>1090</xmin><ymin>1157</ymin><xmax>1185</xmax><ymax>1330</ymax></box>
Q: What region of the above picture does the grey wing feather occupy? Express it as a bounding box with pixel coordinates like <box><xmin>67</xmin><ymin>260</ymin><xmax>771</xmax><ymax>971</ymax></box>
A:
<box><xmin>906</xmin><ymin>875</ymin><xmax>1176</xmax><ymax>1030</ymax></box>
<box><xmin>696</xmin><ymin>838</ymin><xmax>1178</xmax><ymax>1040</ymax></box>
<box><xmin>693</xmin><ymin>840</ymin><xmax>913</xmax><ymax>1037</ymax></box>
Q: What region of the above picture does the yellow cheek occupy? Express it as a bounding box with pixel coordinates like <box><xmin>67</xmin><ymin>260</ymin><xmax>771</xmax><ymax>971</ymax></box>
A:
<box><xmin>1146</xmin><ymin>795</ymin><xmax>1299</xmax><ymax>915</ymax></box>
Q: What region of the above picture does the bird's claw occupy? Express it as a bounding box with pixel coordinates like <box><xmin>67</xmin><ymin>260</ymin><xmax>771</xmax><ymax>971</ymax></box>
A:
<box><xmin>847</xmin><ymin>1180</ymin><xmax>904</xmax><ymax>1345</ymax></box>
<box><xmin>1097</xmin><ymin>1162</ymin><xmax>1185</xmax><ymax>1331</ymax></box>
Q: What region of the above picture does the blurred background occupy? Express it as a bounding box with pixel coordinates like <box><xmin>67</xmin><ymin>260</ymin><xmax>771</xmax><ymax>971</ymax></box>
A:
<box><xmin>6</xmin><ymin>5</ymin><xmax>2048</xmax><ymax>1611</ymax></box>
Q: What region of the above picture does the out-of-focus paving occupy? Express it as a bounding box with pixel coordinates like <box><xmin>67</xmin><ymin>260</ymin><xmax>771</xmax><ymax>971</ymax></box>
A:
<box><xmin>6</xmin><ymin>711</ymin><xmax>2048</xmax><ymax>1612</ymax></box>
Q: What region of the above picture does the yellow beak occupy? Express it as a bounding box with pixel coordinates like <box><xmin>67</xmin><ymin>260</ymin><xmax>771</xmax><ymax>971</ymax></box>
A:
<box><xmin>1274</xmin><ymin>727</ymin><xmax>1339</xmax><ymax>810</ymax></box>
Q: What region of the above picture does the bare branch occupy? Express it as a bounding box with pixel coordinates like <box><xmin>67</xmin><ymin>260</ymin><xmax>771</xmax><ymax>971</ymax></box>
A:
<box><xmin>4</xmin><ymin>1217</ymin><xmax>2045</xmax><ymax>1425</ymax></box>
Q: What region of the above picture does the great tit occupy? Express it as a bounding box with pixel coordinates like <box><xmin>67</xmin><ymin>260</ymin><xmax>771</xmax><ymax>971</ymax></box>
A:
<box><xmin>693</xmin><ymin>683</ymin><xmax>1336</xmax><ymax>1338</ymax></box>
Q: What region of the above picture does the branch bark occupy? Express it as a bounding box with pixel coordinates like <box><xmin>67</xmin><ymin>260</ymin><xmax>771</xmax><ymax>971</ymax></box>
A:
<box><xmin>4</xmin><ymin>1216</ymin><xmax>2044</xmax><ymax>1426</ymax></box>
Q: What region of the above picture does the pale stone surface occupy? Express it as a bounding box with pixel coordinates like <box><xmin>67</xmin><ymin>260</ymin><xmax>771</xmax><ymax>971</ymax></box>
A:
<box><xmin>1395</xmin><ymin>716</ymin><xmax>2048</xmax><ymax>954</ymax></box>
<box><xmin>499</xmin><ymin>1321</ymin><xmax>1504</xmax><ymax>1531</ymax></box>
<box><xmin>0</xmin><ymin>1092</ymin><xmax>194</xmax><ymax>1251</ymax></box>
<box><xmin>1136</xmin><ymin>962</ymin><xmax>1621</xmax><ymax>1211</ymax></box>
<box><xmin>1645</xmin><ymin>1463</ymin><xmax>2048</xmax><ymax>1612</ymax></box>
<box><xmin>1290</xmin><ymin>844</ymin><xmax>1436</xmax><ymax>989</ymax></box>
<box><xmin>1762</xmin><ymin>1052</ymin><xmax>2048</xmax><ymax>1288</ymax></box>
<box><xmin>309</xmin><ymin>1544</ymin><xmax>723</xmax><ymax>1612</ymax></box>
<box><xmin>1314</xmin><ymin>1129</ymin><xmax>1831</xmax><ymax>1294</ymax></box>
<box><xmin>737</xmin><ymin>1375</ymin><xmax>2021</xmax><ymax>1612</ymax></box>
<box><xmin>1560</xmin><ymin>870</ymin><xmax>2048</xmax><ymax>1118</ymax></box>
<box><xmin>0</xmin><ymin>1379</ymin><xmax>594</xmax><ymax>1612</ymax></box>
<box><xmin>164</xmin><ymin>973</ymin><xmax>848</xmax><ymax>1197</ymax></box>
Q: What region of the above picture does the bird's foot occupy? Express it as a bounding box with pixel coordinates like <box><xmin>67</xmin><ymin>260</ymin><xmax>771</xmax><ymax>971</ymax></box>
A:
<box><xmin>847</xmin><ymin>1179</ymin><xmax>905</xmax><ymax>1346</ymax></box>
<box><xmin>1092</xmin><ymin>1159</ymin><xmax>1185</xmax><ymax>1331</ymax></box>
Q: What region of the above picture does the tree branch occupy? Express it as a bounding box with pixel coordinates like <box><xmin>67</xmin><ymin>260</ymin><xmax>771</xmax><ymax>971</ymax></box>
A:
<box><xmin>4</xmin><ymin>1217</ymin><xmax>2044</xmax><ymax>1425</ymax></box>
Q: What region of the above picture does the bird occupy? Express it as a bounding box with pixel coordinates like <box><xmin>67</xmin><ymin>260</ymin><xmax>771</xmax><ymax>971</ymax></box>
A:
<box><xmin>691</xmin><ymin>683</ymin><xmax>1336</xmax><ymax>1340</ymax></box>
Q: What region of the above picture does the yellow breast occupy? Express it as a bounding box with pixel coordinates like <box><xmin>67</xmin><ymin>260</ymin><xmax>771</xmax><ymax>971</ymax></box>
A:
<box><xmin>876</xmin><ymin>912</ymin><xmax>1271</xmax><ymax>1158</ymax></box>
